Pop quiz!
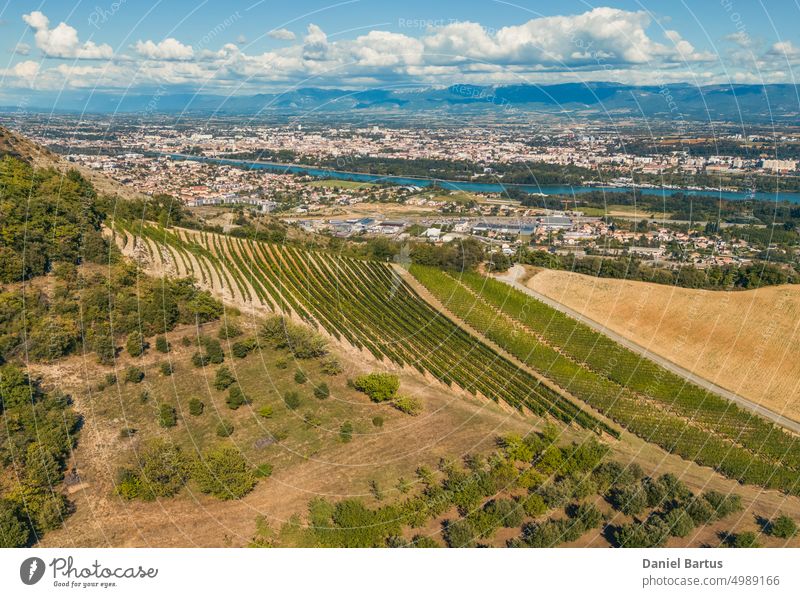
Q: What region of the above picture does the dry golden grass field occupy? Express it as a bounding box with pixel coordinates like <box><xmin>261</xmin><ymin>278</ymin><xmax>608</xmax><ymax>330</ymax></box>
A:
<box><xmin>525</xmin><ymin>267</ymin><xmax>800</xmax><ymax>423</ymax></box>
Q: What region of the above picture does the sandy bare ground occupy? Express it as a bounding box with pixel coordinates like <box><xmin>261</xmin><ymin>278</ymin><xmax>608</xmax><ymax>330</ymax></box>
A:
<box><xmin>517</xmin><ymin>266</ymin><xmax>800</xmax><ymax>424</ymax></box>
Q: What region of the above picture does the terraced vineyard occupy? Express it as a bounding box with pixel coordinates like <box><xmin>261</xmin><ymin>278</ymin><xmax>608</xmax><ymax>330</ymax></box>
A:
<box><xmin>110</xmin><ymin>221</ymin><xmax>614</xmax><ymax>435</ymax></box>
<box><xmin>409</xmin><ymin>265</ymin><xmax>800</xmax><ymax>496</ymax></box>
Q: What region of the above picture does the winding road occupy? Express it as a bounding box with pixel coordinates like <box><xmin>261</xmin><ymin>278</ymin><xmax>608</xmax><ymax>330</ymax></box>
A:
<box><xmin>496</xmin><ymin>265</ymin><xmax>800</xmax><ymax>435</ymax></box>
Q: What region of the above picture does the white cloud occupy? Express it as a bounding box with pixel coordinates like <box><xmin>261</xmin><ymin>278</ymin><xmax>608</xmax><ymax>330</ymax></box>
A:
<box><xmin>11</xmin><ymin>42</ymin><xmax>31</xmax><ymax>55</ymax></box>
<box><xmin>268</xmin><ymin>28</ymin><xmax>296</xmax><ymax>41</ymax></box>
<box><xmin>22</xmin><ymin>10</ymin><xmax>112</xmax><ymax>59</ymax></box>
<box><xmin>302</xmin><ymin>24</ymin><xmax>328</xmax><ymax>60</ymax></box>
<box><xmin>19</xmin><ymin>7</ymin><xmax>800</xmax><ymax>92</ymax></box>
<box><xmin>135</xmin><ymin>38</ymin><xmax>194</xmax><ymax>60</ymax></box>
<box><xmin>13</xmin><ymin>60</ymin><xmax>40</xmax><ymax>79</ymax></box>
<box><xmin>770</xmin><ymin>40</ymin><xmax>800</xmax><ymax>58</ymax></box>
<box><xmin>725</xmin><ymin>31</ymin><xmax>755</xmax><ymax>49</ymax></box>
<box><xmin>422</xmin><ymin>8</ymin><xmax>715</xmax><ymax>68</ymax></box>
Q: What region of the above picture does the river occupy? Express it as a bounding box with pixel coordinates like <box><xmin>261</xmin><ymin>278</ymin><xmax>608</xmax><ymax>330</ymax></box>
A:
<box><xmin>166</xmin><ymin>153</ymin><xmax>800</xmax><ymax>204</ymax></box>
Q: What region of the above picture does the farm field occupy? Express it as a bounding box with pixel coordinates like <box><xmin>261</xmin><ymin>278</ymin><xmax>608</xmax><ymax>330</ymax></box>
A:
<box><xmin>525</xmin><ymin>268</ymin><xmax>800</xmax><ymax>423</ymax></box>
<box><xmin>111</xmin><ymin>221</ymin><xmax>612</xmax><ymax>435</ymax></box>
<box><xmin>409</xmin><ymin>265</ymin><xmax>800</xmax><ymax>496</ymax></box>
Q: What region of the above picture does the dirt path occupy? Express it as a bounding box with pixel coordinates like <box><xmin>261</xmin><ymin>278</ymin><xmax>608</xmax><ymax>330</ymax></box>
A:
<box><xmin>496</xmin><ymin>265</ymin><xmax>800</xmax><ymax>435</ymax></box>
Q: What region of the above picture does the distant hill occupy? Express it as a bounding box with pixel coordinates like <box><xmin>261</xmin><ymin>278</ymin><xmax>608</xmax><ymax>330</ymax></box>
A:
<box><xmin>0</xmin><ymin>125</ymin><xmax>61</xmax><ymax>167</ymax></box>
<box><xmin>0</xmin><ymin>125</ymin><xmax>146</xmax><ymax>200</ymax></box>
<box><xmin>4</xmin><ymin>83</ymin><xmax>800</xmax><ymax>122</ymax></box>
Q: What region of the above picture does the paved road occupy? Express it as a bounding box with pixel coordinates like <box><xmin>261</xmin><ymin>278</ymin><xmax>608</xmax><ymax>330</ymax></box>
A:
<box><xmin>496</xmin><ymin>265</ymin><xmax>800</xmax><ymax>435</ymax></box>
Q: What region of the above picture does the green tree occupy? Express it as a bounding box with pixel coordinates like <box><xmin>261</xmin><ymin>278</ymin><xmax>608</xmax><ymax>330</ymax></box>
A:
<box><xmin>188</xmin><ymin>398</ymin><xmax>204</xmax><ymax>416</ymax></box>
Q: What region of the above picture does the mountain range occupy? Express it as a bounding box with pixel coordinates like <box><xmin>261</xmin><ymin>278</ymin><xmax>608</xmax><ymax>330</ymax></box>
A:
<box><xmin>5</xmin><ymin>82</ymin><xmax>800</xmax><ymax>122</ymax></box>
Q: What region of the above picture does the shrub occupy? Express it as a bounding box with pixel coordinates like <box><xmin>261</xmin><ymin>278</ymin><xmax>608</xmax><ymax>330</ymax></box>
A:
<box><xmin>321</xmin><ymin>357</ymin><xmax>343</xmax><ymax>376</ymax></box>
<box><xmin>201</xmin><ymin>337</ymin><xmax>224</xmax><ymax>364</ymax></box>
<box><xmin>662</xmin><ymin>507</ymin><xmax>695</xmax><ymax>538</ymax></box>
<box><xmin>283</xmin><ymin>391</ymin><xmax>301</xmax><ymax>410</ymax></box>
<box><xmin>159</xmin><ymin>362</ymin><xmax>173</xmax><ymax>376</ymax></box>
<box><xmin>126</xmin><ymin>331</ymin><xmax>148</xmax><ymax>357</ymax></box>
<box><xmin>155</xmin><ymin>335</ymin><xmax>169</xmax><ymax>353</ymax></box>
<box><xmin>136</xmin><ymin>440</ymin><xmax>190</xmax><ymax>500</ymax></box>
<box><xmin>216</xmin><ymin>420</ymin><xmax>235</xmax><ymax>437</ymax></box>
<box><xmin>726</xmin><ymin>531</ymin><xmax>760</xmax><ymax>548</ymax></box>
<box><xmin>180</xmin><ymin>336</ymin><xmax>192</xmax><ymax>347</ymax></box>
<box><xmin>397</xmin><ymin>477</ymin><xmax>411</xmax><ymax>494</ymax></box>
<box><xmin>139</xmin><ymin>390</ymin><xmax>149</xmax><ymax>403</ymax></box>
<box><xmin>191</xmin><ymin>352</ymin><xmax>210</xmax><ymax>368</ymax></box>
<box><xmin>232</xmin><ymin>337</ymin><xmax>257</xmax><ymax>359</ymax></box>
<box><xmin>255</xmin><ymin>463</ymin><xmax>273</xmax><ymax>478</ymax></box>
<box><xmin>188</xmin><ymin>398</ymin><xmax>204</xmax><ymax>416</ymax></box>
<box><xmin>259</xmin><ymin>315</ymin><xmax>328</xmax><ymax>359</ymax></box>
<box><xmin>607</xmin><ymin>483</ymin><xmax>648</xmax><ymax>516</ymax></box>
<box><xmin>313</xmin><ymin>382</ymin><xmax>330</xmax><ymax>400</ymax></box>
<box><xmin>392</xmin><ymin>395</ymin><xmax>422</xmax><ymax>415</ymax></box>
<box><xmin>614</xmin><ymin>518</ymin><xmax>670</xmax><ymax>548</ymax></box>
<box><xmin>371</xmin><ymin>416</ymin><xmax>384</xmax><ymax>428</ymax></box>
<box><xmin>567</xmin><ymin>502</ymin><xmax>604</xmax><ymax>531</ymax></box>
<box><xmin>258</xmin><ymin>405</ymin><xmax>274</xmax><ymax>418</ymax></box>
<box><xmin>226</xmin><ymin>386</ymin><xmax>250</xmax><ymax>410</ymax></box>
<box><xmin>214</xmin><ymin>366</ymin><xmax>236</xmax><ymax>390</ymax></box>
<box><xmin>339</xmin><ymin>421</ymin><xmax>353</xmax><ymax>443</ymax></box>
<box><xmin>158</xmin><ymin>404</ymin><xmax>177</xmax><ymax>428</ymax></box>
<box><xmin>353</xmin><ymin>373</ymin><xmax>399</xmax><ymax>402</ymax></box>
<box><xmin>125</xmin><ymin>366</ymin><xmax>144</xmax><ymax>384</ymax></box>
<box><xmin>485</xmin><ymin>498</ymin><xmax>525</xmax><ymax>528</ymax></box>
<box><xmin>294</xmin><ymin>370</ymin><xmax>308</xmax><ymax>384</ymax></box>
<box><xmin>686</xmin><ymin>495</ymin><xmax>717</xmax><ymax>525</ymax></box>
<box><xmin>115</xmin><ymin>469</ymin><xmax>142</xmax><ymax>500</ymax></box>
<box><xmin>444</xmin><ymin>518</ymin><xmax>477</xmax><ymax>548</ymax></box>
<box><xmin>768</xmin><ymin>515</ymin><xmax>798</xmax><ymax>539</ymax></box>
<box><xmin>370</xmin><ymin>480</ymin><xmax>384</xmax><ymax>501</ymax></box>
<box><xmin>703</xmin><ymin>491</ymin><xmax>742</xmax><ymax>519</ymax></box>
<box><xmin>119</xmin><ymin>427</ymin><xmax>137</xmax><ymax>439</ymax></box>
<box><xmin>275</xmin><ymin>358</ymin><xmax>288</xmax><ymax>370</ymax></box>
<box><xmin>192</xmin><ymin>447</ymin><xmax>256</xmax><ymax>500</ymax></box>
<box><xmin>104</xmin><ymin>372</ymin><xmax>117</xmax><ymax>386</ymax></box>
<box><xmin>0</xmin><ymin>502</ymin><xmax>30</xmax><ymax>547</ymax></box>
<box><xmin>218</xmin><ymin>322</ymin><xmax>242</xmax><ymax>340</ymax></box>
<box><xmin>521</xmin><ymin>494</ymin><xmax>547</xmax><ymax>518</ymax></box>
<box><xmin>409</xmin><ymin>535</ymin><xmax>440</xmax><ymax>548</ymax></box>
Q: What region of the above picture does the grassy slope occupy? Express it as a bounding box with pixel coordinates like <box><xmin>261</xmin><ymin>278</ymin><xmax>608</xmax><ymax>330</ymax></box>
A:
<box><xmin>527</xmin><ymin>267</ymin><xmax>800</xmax><ymax>422</ymax></box>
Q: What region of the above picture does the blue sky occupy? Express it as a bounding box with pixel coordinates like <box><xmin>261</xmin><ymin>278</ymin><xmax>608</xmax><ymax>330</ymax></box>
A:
<box><xmin>2</xmin><ymin>0</ymin><xmax>800</xmax><ymax>100</ymax></box>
